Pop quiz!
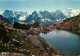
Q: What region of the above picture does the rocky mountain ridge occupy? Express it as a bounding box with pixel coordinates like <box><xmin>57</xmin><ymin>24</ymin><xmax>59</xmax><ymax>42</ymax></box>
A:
<box><xmin>0</xmin><ymin>15</ymin><xmax>12</xmax><ymax>25</ymax></box>
<box><xmin>2</xmin><ymin>8</ymin><xmax>80</xmax><ymax>25</ymax></box>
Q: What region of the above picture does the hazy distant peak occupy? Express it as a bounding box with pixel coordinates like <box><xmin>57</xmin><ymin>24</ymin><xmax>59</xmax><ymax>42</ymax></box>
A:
<box><xmin>62</xmin><ymin>8</ymin><xmax>80</xmax><ymax>17</ymax></box>
<box><xmin>56</xmin><ymin>9</ymin><xmax>62</xmax><ymax>12</ymax></box>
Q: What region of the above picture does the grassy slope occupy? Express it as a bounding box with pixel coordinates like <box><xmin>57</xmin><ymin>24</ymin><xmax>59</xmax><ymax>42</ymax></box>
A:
<box><xmin>0</xmin><ymin>21</ymin><xmax>61</xmax><ymax>56</ymax></box>
<box><xmin>53</xmin><ymin>15</ymin><xmax>80</xmax><ymax>35</ymax></box>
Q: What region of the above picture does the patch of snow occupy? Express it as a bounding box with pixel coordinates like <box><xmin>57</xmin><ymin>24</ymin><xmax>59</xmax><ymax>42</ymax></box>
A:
<box><xmin>56</xmin><ymin>19</ymin><xmax>60</xmax><ymax>21</ymax></box>
<box><xmin>32</xmin><ymin>20</ymin><xmax>35</xmax><ymax>23</ymax></box>
<box><xmin>41</xmin><ymin>19</ymin><xmax>45</xmax><ymax>21</ymax></box>
<box><xmin>13</xmin><ymin>20</ymin><xmax>14</xmax><ymax>21</ymax></box>
<box><xmin>38</xmin><ymin>14</ymin><xmax>43</xmax><ymax>18</ymax></box>
<box><xmin>0</xmin><ymin>11</ymin><xmax>2</xmax><ymax>15</ymax></box>
<box><xmin>19</xmin><ymin>15</ymin><xmax>26</xmax><ymax>20</ymax></box>
<box><xmin>41</xmin><ymin>18</ymin><xmax>52</xmax><ymax>21</ymax></box>
<box><xmin>45</xmin><ymin>18</ymin><xmax>52</xmax><ymax>21</ymax></box>
<box><xmin>56</xmin><ymin>18</ymin><xmax>65</xmax><ymax>21</ymax></box>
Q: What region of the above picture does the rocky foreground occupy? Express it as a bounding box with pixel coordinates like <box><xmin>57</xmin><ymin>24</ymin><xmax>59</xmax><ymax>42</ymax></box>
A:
<box><xmin>0</xmin><ymin>21</ymin><xmax>61</xmax><ymax>56</ymax></box>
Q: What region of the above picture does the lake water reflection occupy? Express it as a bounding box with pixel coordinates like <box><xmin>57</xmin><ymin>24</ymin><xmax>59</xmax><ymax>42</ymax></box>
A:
<box><xmin>39</xmin><ymin>29</ymin><xmax>80</xmax><ymax>56</ymax></box>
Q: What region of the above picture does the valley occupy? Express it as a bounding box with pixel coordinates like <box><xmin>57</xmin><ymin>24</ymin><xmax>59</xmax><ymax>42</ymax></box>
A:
<box><xmin>0</xmin><ymin>0</ymin><xmax>80</xmax><ymax>56</ymax></box>
<box><xmin>0</xmin><ymin>9</ymin><xmax>80</xmax><ymax>56</ymax></box>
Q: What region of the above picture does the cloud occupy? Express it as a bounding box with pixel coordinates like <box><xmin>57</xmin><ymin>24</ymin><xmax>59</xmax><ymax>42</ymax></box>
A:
<box><xmin>71</xmin><ymin>9</ymin><xmax>80</xmax><ymax>16</ymax></box>
<box><xmin>67</xmin><ymin>8</ymin><xmax>73</xmax><ymax>9</ymax></box>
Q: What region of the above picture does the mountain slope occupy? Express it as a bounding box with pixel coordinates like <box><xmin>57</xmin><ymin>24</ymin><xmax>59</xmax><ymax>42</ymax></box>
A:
<box><xmin>39</xmin><ymin>10</ymin><xmax>56</xmax><ymax>24</ymax></box>
<box><xmin>24</xmin><ymin>11</ymin><xmax>40</xmax><ymax>23</ymax></box>
<box><xmin>0</xmin><ymin>21</ymin><xmax>61</xmax><ymax>56</ymax></box>
<box><xmin>2</xmin><ymin>9</ymin><xmax>80</xmax><ymax>25</ymax></box>
<box><xmin>0</xmin><ymin>15</ymin><xmax>12</xmax><ymax>25</ymax></box>
<box><xmin>53</xmin><ymin>14</ymin><xmax>80</xmax><ymax>34</ymax></box>
<box><xmin>51</xmin><ymin>10</ymin><xmax>67</xmax><ymax>21</ymax></box>
<box><xmin>2</xmin><ymin>10</ymin><xmax>28</xmax><ymax>23</ymax></box>
<box><xmin>24</xmin><ymin>10</ymin><xmax>56</xmax><ymax>25</ymax></box>
<box><xmin>1</xmin><ymin>9</ymin><xmax>69</xmax><ymax>25</ymax></box>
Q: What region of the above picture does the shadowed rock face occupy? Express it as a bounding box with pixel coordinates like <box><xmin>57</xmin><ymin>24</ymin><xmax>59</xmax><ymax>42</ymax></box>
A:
<box><xmin>0</xmin><ymin>15</ymin><xmax>12</xmax><ymax>25</ymax></box>
<box><xmin>51</xmin><ymin>10</ymin><xmax>67</xmax><ymax>20</ymax></box>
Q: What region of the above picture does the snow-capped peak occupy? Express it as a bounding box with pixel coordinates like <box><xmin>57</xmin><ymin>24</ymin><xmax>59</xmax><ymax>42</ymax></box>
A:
<box><xmin>61</xmin><ymin>8</ymin><xmax>80</xmax><ymax>17</ymax></box>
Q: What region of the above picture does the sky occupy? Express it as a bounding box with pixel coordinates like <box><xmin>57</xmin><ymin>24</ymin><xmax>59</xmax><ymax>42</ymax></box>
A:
<box><xmin>0</xmin><ymin>0</ymin><xmax>80</xmax><ymax>14</ymax></box>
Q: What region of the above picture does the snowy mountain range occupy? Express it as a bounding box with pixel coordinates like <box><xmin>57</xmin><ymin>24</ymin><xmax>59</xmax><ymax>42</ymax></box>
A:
<box><xmin>51</xmin><ymin>9</ymin><xmax>67</xmax><ymax>21</ymax></box>
<box><xmin>2</xmin><ymin>10</ymin><xmax>28</xmax><ymax>23</ymax></box>
<box><xmin>61</xmin><ymin>8</ymin><xmax>80</xmax><ymax>17</ymax></box>
<box><xmin>1</xmin><ymin>8</ymin><xmax>80</xmax><ymax>25</ymax></box>
<box><xmin>24</xmin><ymin>10</ymin><xmax>56</xmax><ymax>24</ymax></box>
